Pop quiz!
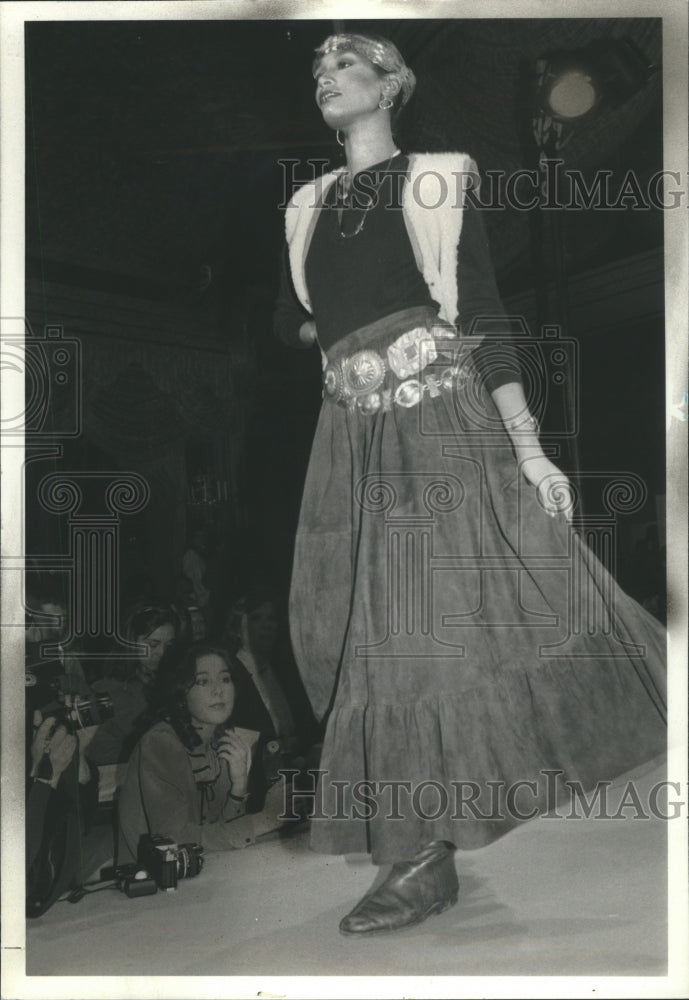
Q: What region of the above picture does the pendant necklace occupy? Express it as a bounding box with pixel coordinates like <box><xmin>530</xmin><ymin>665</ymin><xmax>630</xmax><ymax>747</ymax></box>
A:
<box><xmin>337</xmin><ymin>149</ymin><xmax>401</xmax><ymax>239</ymax></box>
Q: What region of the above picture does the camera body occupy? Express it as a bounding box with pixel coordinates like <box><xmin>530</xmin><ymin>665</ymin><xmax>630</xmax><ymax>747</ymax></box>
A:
<box><xmin>137</xmin><ymin>834</ymin><xmax>204</xmax><ymax>891</ymax></box>
<box><xmin>26</xmin><ymin>667</ymin><xmax>114</xmax><ymax>732</ymax></box>
<box><xmin>60</xmin><ymin>692</ymin><xmax>114</xmax><ymax>730</ymax></box>
<box><xmin>104</xmin><ymin>836</ymin><xmax>204</xmax><ymax>898</ymax></box>
<box><xmin>25</xmin><ymin>660</ymin><xmax>64</xmax><ymax>717</ymax></box>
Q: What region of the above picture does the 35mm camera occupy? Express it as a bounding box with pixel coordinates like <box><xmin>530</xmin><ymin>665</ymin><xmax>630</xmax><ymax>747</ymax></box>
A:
<box><xmin>137</xmin><ymin>834</ymin><xmax>204</xmax><ymax>891</ymax></box>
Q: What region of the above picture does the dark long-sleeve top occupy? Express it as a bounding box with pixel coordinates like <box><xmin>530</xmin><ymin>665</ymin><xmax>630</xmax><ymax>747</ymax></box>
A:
<box><xmin>273</xmin><ymin>153</ymin><xmax>521</xmax><ymax>392</ymax></box>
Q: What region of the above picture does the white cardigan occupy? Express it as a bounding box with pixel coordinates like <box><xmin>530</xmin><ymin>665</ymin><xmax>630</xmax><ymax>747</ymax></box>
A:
<box><xmin>284</xmin><ymin>152</ymin><xmax>478</xmax><ymax>327</ymax></box>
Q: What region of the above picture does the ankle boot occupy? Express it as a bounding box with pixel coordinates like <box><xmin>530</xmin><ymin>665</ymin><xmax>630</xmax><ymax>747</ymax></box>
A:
<box><xmin>339</xmin><ymin>840</ymin><xmax>459</xmax><ymax>936</ymax></box>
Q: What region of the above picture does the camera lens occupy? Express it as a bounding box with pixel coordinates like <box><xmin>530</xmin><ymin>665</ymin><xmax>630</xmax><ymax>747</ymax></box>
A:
<box><xmin>176</xmin><ymin>844</ymin><xmax>204</xmax><ymax>879</ymax></box>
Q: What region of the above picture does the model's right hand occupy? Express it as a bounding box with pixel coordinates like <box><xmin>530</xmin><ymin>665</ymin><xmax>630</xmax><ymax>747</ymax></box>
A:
<box><xmin>299</xmin><ymin>320</ymin><xmax>318</xmax><ymax>345</ymax></box>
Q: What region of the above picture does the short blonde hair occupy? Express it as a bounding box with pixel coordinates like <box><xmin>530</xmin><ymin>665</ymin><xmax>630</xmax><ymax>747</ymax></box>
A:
<box><xmin>313</xmin><ymin>32</ymin><xmax>416</xmax><ymax>119</ymax></box>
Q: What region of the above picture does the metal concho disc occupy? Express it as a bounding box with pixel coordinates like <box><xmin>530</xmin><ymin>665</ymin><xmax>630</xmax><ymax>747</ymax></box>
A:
<box><xmin>343</xmin><ymin>350</ymin><xmax>385</xmax><ymax>396</ymax></box>
<box><xmin>358</xmin><ymin>392</ymin><xmax>382</xmax><ymax>415</ymax></box>
<box><xmin>440</xmin><ymin>367</ymin><xmax>456</xmax><ymax>391</ymax></box>
<box><xmin>394</xmin><ymin>379</ymin><xmax>422</xmax><ymax>408</ymax></box>
<box><xmin>323</xmin><ymin>364</ymin><xmax>344</xmax><ymax>400</ymax></box>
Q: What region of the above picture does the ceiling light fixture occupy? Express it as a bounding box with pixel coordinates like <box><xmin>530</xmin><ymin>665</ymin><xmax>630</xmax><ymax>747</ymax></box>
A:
<box><xmin>536</xmin><ymin>38</ymin><xmax>656</xmax><ymax>123</ymax></box>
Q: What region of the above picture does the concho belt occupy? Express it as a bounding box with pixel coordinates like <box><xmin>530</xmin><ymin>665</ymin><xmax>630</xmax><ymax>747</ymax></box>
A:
<box><xmin>323</xmin><ymin>326</ymin><xmax>470</xmax><ymax>415</ymax></box>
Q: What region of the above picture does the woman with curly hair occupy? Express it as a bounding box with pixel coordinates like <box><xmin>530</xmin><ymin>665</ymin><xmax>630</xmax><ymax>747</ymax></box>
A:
<box><xmin>116</xmin><ymin>641</ymin><xmax>259</xmax><ymax>863</ymax></box>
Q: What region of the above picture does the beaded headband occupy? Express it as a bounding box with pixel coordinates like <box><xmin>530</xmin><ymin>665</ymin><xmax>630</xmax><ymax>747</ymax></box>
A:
<box><xmin>313</xmin><ymin>33</ymin><xmax>416</xmax><ymax>109</ymax></box>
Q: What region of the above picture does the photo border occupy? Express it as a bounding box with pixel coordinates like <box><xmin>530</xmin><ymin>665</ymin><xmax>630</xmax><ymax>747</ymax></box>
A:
<box><xmin>1</xmin><ymin>2</ymin><xmax>686</xmax><ymax>998</ymax></box>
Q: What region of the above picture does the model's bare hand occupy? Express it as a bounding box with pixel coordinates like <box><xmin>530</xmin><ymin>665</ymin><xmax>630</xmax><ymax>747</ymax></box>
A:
<box><xmin>299</xmin><ymin>320</ymin><xmax>318</xmax><ymax>345</ymax></box>
<box><xmin>521</xmin><ymin>455</ymin><xmax>575</xmax><ymax>521</ymax></box>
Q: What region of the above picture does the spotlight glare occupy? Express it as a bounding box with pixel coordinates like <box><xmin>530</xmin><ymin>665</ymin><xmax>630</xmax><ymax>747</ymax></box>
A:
<box><xmin>535</xmin><ymin>38</ymin><xmax>656</xmax><ymax>126</ymax></box>
<box><xmin>548</xmin><ymin>70</ymin><xmax>598</xmax><ymax>119</ymax></box>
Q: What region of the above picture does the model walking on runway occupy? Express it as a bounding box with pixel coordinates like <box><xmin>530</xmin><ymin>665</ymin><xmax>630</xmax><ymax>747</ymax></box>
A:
<box><xmin>273</xmin><ymin>31</ymin><xmax>666</xmax><ymax>936</ymax></box>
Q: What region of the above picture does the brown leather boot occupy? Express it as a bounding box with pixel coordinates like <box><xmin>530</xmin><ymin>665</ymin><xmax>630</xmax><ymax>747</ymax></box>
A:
<box><xmin>339</xmin><ymin>840</ymin><xmax>459</xmax><ymax>936</ymax></box>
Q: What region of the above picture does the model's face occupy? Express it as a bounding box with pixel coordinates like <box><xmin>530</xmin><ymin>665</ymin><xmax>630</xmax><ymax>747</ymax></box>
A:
<box><xmin>186</xmin><ymin>653</ymin><xmax>235</xmax><ymax>728</ymax></box>
<box><xmin>314</xmin><ymin>50</ymin><xmax>384</xmax><ymax>126</ymax></box>
<box><xmin>136</xmin><ymin>623</ymin><xmax>176</xmax><ymax>685</ymax></box>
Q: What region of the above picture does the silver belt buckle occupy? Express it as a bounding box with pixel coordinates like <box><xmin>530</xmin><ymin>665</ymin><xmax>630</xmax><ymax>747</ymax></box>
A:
<box><xmin>387</xmin><ymin>327</ymin><xmax>438</xmax><ymax>379</ymax></box>
<box><xmin>324</xmin><ymin>331</ymin><xmax>464</xmax><ymax>414</ymax></box>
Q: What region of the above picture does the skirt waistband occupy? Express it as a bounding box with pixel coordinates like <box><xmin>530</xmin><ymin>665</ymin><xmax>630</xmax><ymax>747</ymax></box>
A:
<box><xmin>322</xmin><ymin>308</ymin><xmax>477</xmax><ymax>416</ymax></box>
<box><xmin>324</xmin><ymin>306</ymin><xmax>454</xmax><ymax>363</ymax></box>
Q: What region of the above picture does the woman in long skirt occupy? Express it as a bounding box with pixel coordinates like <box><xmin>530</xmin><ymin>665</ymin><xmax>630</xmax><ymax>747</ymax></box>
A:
<box><xmin>273</xmin><ymin>31</ymin><xmax>666</xmax><ymax>936</ymax></box>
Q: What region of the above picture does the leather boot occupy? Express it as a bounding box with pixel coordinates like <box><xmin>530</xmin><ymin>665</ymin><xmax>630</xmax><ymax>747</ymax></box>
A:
<box><xmin>339</xmin><ymin>840</ymin><xmax>458</xmax><ymax>936</ymax></box>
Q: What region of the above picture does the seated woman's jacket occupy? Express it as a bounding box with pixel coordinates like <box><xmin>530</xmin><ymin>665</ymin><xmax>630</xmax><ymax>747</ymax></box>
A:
<box><xmin>116</xmin><ymin>721</ymin><xmax>259</xmax><ymax>863</ymax></box>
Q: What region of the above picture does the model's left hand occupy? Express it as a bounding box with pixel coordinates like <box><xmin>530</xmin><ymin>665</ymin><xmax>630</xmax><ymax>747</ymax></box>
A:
<box><xmin>520</xmin><ymin>455</ymin><xmax>575</xmax><ymax>521</ymax></box>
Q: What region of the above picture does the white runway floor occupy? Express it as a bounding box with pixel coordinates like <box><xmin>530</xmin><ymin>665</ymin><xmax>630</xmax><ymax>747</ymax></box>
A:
<box><xmin>25</xmin><ymin>756</ymin><xmax>671</xmax><ymax>981</ymax></box>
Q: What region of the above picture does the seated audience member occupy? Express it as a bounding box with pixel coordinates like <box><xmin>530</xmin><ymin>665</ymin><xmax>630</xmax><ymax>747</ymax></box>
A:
<box><xmin>218</xmin><ymin>592</ymin><xmax>323</xmax><ymax>824</ymax></box>
<box><xmin>170</xmin><ymin>574</ymin><xmax>206</xmax><ymax>641</ymax></box>
<box><xmin>116</xmin><ymin>640</ymin><xmax>286</xmax><ymax>864</ymax></box>
<box><xmin>25</xmin><ymin>584</ymin><xmax>91</xmax><ymax>700</ymax></box>
<box><xmin>25</xmin><ymin>582</ymin><xmax>96</xmax><ymax>780</ymax></box>
<box><xmin>26</xmin><ymin>714</ymin><xmax>99</xmax><ymax>917</ymax></box>
<box><xmin>87</xmin><ymin>605</ymin><xmax>178</xmax><ymax>767</ymax></box>
<box><xmin>222</xmin><ymin>592</ymin><xmax>322</xmax><ymax>784</ymax></box>
<box><xmin>182</xmin><ymin>527</ymin><xmax>211</xmax><ymax>616</ymax></box>
<box><xmin>223</xmin><ymin>593</ymin><xmax>300</xmax><ymax>750</ymax></box>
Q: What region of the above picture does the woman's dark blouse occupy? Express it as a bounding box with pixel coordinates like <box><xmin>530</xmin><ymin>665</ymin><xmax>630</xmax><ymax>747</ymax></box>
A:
<box><xmin>273</xmin><ymin>153</ymin><xmax>521</xmax><ymax>392</ymax></box>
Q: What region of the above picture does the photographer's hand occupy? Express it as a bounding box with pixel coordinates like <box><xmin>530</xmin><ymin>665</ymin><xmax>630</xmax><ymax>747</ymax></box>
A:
<box><xmin>30</xmin><ymin>717</ymin><xmax>76</xmax><ymax>790</ymax></box>
<box><xmin>76</xmin><ymin>724</ymin><xmax>98</xmax><ymax>785</ymax></box>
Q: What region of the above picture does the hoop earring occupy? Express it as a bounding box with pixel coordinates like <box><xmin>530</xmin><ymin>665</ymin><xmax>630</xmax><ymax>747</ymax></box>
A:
<box><xmin>378</xmin><ymin>97</ymin><xmax>394</xmax><ymax>111</ymax></box>
<box><xmin>336</xmin><ymin>129</ymin><xmax>345</xmax><ymax>147</ymax></box>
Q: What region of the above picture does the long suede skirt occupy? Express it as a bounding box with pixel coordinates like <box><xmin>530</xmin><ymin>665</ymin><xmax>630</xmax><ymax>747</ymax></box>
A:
<box><xmin>289</xmin><ymin>307</ymin><xmax>666</xmax><ymax>864</ymax></box>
